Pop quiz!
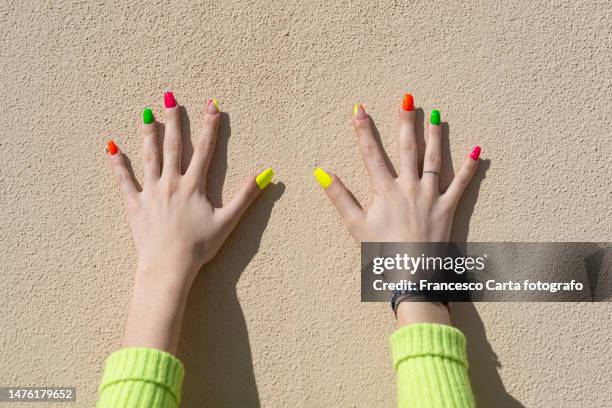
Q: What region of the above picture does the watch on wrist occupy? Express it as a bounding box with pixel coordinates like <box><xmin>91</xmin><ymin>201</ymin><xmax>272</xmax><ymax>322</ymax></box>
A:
<box><xmin>390</xmin><ymin>288</ymin><xmax>449</xmax><ymax>316</ymax></box>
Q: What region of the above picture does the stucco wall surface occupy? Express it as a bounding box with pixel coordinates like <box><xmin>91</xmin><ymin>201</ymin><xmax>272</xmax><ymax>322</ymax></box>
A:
<box><xmin>1</xmin><ymin>1</ymin><xmax>611</xmax><ymax>407</ymax></box>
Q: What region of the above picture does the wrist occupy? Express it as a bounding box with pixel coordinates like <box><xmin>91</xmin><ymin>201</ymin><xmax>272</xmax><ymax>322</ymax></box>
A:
<box><xmin>396</xmin><ymin>301</ymin><xmax>451</xmax><ymax>327</ymax></box>
<box><xmin>122</xmin><ymin>264</ymin><xmax>195</xmax><ymax>354</ymax></box>
<box><xmin>135</xmin><ymin>259</ymin><xmax>200</xmax><ymax>293</ymax></box>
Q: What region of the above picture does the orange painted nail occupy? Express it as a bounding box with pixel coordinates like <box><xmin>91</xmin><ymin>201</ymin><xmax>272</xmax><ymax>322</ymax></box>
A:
<box><xmin>402</xmin><ymin>93</ymin><xmax>414</xmax><ymax>111</ymax></box>
<box><xmin>107</xmin><ymin>140</ymin><xmax>118</xmax><ymax>155</ymax></box>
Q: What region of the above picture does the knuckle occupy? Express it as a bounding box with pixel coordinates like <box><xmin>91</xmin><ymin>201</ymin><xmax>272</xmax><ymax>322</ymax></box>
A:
<box><xmin>375</xmin><ymin>178</ymin><xmax>396</xmax><ymax>195</ymax></box>
<box><xmin>426</xmin><ymin>152</ymin><xmax>441</xmax><ymax>167</ymax></box>
<box><xmin>353</xmin><ymin>118</ymin><xmax>371</xmax><ymax>130</ymax></box>
<box><xmin>400</xmin><ymin>112</ymin><xmax>416</xmax><ymax>124</ymax></box>
<box><xmin>165</xmin><ymin>136</ymin><xmax>180</xmax><ymax>152</ymax></box>
<box><xmin>362</xmin><ymin>144</ymin><xmax>385</xmax><ymax>167</ymax></box>
<box><xmin>161</xmin><ymin>177</ymin><xmax>179</xmax><ymax>195</ymax></box>
<box><xmin>403</xmin><ymin>181</ymin><xmax>418</xmax><ymax>195</ymax></box>
<box><xmin>144</xmin><ymin>150</ymin><xmax>157</xmax><ymax>164</ymax></box>
<box><xmin>400</xmin><ymin>140</ymin><xmax>417</xmax><ymax>153</ymax></box>
<box><xmin>195</xmin><ymin>139</ymin><xmax>215</xmax><ymax>155</ymax></box>
<box><xmin>203</xmin><ymin>113</ymin><xmax>220</xmax><ymax>127</ymax></box>
<box><xmin>327</xmin><ymin>185</ymin><xmax>343</xmax><ymax>203</ymax></box>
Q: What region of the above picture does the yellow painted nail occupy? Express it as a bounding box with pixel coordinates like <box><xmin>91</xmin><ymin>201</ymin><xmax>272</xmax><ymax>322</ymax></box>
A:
<box><xmin>313</xmin><ymin>167</ymin><xmax>333</xmax><ymax>189</ymax></box>
<box><xmin>212</xmin><ymin>98</ymin><xmax>219</xmax><ymax>112</ymax></box>
<box><xmin>255</xmin><ymin>167</ymin><xmax>274</xmax><ymax>190</ymax></box>
<box><xmin>353</xmin><ymin>103</ymin><xmax>358</xmax><ymax>116</ymax></box>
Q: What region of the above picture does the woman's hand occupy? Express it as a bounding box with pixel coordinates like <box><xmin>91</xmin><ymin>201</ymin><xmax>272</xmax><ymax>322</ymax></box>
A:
<box><xmin>107</xmin><ymin>93</ymin><xmax>274</xmax><ymax>288</ymax></box>
<box><xmin>314</xmin><ymin>95</ymin><xmax>480</xmax><ymax>243</ymax></box>
<box><xmin>314</xmin><ymin>95</ymin><xmax>481</xmax><ymax>327</ymax></box>
<box><xmin>106</xmin><ymin>92</ymin><xmax>273</xmax><ymax>352</ymax></box>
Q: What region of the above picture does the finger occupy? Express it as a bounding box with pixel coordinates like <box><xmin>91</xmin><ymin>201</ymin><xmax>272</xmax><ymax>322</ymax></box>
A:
<box><xmin>421</xmin><ymin>109</ymin><xmax>442</xmax><ymax>195</ymax></box>
<box><xmin>106</xmin><ymin>140</ymin><xmax>139</xmax><ymax>204</ymax></box>
<box><xmin>442</xmin><ymin>146</ymin><xmax>480</xmax><ymax>207</ymax></box>
<box><xmin>313</xmin><ymin>168</ymin><xmax>364</xmax><ymax>231</ymax></box>
<box><xmin>185</xmin><ymin>98</ymin><xmax>220</xmax><ymax>185</ymax></box>
<box><xmin>162</xmin><ymin>91</ymin><xmax>182</xmax><ymax>175</ymax></box>
<box><xmin>352</xmin><ymin>104</ymin><xmax>394</xmax><ymax>190</ymax></box>
<box><xmin>141</xmin><ymin>107</ymin><xmax>160</xmax><ymax>185</ymax></box>
<box><xmin>219</xmin><ymin>167</ymin><xmax>273</xmax><ymax>226</ymax></box>
<box><xmin>398</xmin><ymin>93</ymin><xmax>418</xmax><ymax>182</ymax></box>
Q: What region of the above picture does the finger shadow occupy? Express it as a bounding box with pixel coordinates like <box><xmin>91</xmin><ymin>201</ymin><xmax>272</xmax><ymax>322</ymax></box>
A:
<box><xmin>452</xmin><ymin>303</ymin><xmax>526</xmax><ymax>408</ymax></box>
<box><xmin>180</xmin><ymin>105</ymin><xmax>194</xmax><ymax>174</ymax></box>
<box><xmin>368</xmin><ymin>116</ymin><xmax>398</xmax><ymax>178</ymax></box>
<box><xmin>157</xmin><ymin>122</ymin><xmax>166</xmax><ymax>169</ymax></box>
<box><xmin>415</xmin><ymin>108</ymin><xmax>426</xmax><ymax>173</ymax></box>
<box><xmin>452</xmin><ymin>159</ymin><xmax>490</xmax><ymax>242</ymax></box>
<box><xmin>439</xmin><ymin>122</ymin><xmax>454</xmax><ymax>192</ymax></box>
<box><xmin>206</xmin><ymin>112</ymin><xmax>230</xmax><ymax>208</ymax></box>
<box><xmin>179</xmin><ymin>181</ymin><xmax>285</xmax><ymax>408</ymax></box>
<box><xmin>122</xmin><ymin>155</ymin><xmax>142</xmax><ymax>192</ymax></box>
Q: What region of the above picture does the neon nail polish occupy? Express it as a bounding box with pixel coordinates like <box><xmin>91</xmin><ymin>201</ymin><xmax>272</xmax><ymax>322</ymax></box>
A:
<box><xmin>430</xmin><ymin>109</ymin><xmax>441</xmax><ymax>126</ymax></box>
<box><xmin>470</xmin><ymin>145</ymin><xmax>481</xmax><ymax>161</ymax></box>
<box><xmin>255</xmin><ymin>167</ymin><xmax>274</xmax><ymax>190</ymax></box>
<box><xmin>143</xmin><ymin>107</ymin><xmax>154</xmax><ymax>124</ymax></box>
<box><xmin>313</xmin><ymin>167</ymin><xmax>333</xmax><ymax>189</ymax></box>
<box><xmin>164</xmin><ymin>91</ymin><xmax>176</xmax><ymax>108</ymax></box>
<box><xmin>402</xmin><ymin>94</ymin><xmax>414</xmax><ymax>111</ymax></box>
<box><xmin>107</xmin><ymin>140</ymin><xmax>118</xmax><ymax>155</ymax></box>
<box><xmin>353</xmin><ymin>103</ymin><xmax>359</xmax><ymax>116</ymax></box>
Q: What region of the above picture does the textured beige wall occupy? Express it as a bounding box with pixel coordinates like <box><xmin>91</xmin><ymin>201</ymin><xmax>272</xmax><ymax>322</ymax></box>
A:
<box><xmin>1</xmin><ymin>0</ymin><xmax>611</xmax><ymax>407</ymax></box>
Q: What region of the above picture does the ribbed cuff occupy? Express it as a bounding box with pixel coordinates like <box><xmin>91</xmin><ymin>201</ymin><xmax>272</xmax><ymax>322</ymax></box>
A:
<box><xmin>100</xmin><ymin>347</ymin><xmax>184</xmax><ymax>404</ymax></box>
<box><xmin>390</xmin><ymin>323</ymin><xmax>468</xmax><ymax>371</ymax></box>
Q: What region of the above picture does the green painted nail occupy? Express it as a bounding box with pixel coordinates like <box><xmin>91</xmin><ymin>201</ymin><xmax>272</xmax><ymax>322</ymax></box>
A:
<box><xmin>143</xmin><ymin>107</ymin><xmax>154</xmax><ymax>124</ymax></box>
<box><xmin>430</xmin><ymin>109</ymin><xmax>441</xmax><ymax>126</ymax></box>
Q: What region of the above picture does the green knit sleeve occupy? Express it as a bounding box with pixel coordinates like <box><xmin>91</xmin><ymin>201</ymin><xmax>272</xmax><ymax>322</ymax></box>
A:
<box><xmin>97</xmin><ymin>347</ymin><xmax>184</xmax><ymax>408</ymax></box>
<box><xmin>390</xmin><ymin>323</ymin><xmax>475</xmax><ymax>408</ymax></box>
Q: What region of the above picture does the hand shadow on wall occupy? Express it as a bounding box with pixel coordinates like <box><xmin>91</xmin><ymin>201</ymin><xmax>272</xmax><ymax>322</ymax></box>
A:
<box><xmin>175</xmin><ymin>110</ymin><xmax>284</xmax><ymax>407</ymax></box>
<box><xmin>368</xmin><ymin>111</ymin><xmax>522</xmax><ymax>406</ymax></box>
<box><xmin>447</xmin><ymin>142</ymin><xmax>523</xmax><ymax>407</ymax></box>
<box><xmin>452</xmin><ymin>303</ymin><xmax>525</xmax><ymax>408</ymax></box>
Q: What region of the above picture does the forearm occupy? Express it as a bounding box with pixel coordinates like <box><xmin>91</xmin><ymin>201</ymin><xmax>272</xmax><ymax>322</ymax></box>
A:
<box><xmin>97</xmin><ymin>263</ymin><xmax>193</xmax><ymax>408</ymax></box>
<box><xmin>396</xmin><ymin>301</ymin><xmax>451</xmax><ymax>327</ymax></box>
<box><xmin>392</xmin><ymin>303</ymin><xmax>474</xmax><ymax>408</ymax></box>
<box><xmin>121</xmin><ymin>262</ymin><xmax>196</xmax><ymax>354</ymax></box>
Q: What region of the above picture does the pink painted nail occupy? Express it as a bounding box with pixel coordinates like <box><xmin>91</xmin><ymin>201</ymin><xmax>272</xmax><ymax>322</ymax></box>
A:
<box><xmin>470</xmin><ymin>145</ymin><xmax>481</xmax><ymax>161</ymax></box>
<box><xmin>164</xmin><ymin>91</ymin><xmax>176</xmax><ymax>108</ymax></box>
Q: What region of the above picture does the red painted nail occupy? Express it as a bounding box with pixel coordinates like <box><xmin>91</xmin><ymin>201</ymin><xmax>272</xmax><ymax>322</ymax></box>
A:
<box><xmin>402</xmin><ymin>93</ymin><xmax>414</xmax><ymax>111</ymax></box>
<box><xmin>470</xmin><ymin>145</ymin><xmax>481</xmax><ymax>161</ymax></box>
<box><xmin>164</xmin><ymin>91</ymin><xmax>176</xmax><ymax>108</ymax></box>
<box><xmin>107</xmin><ymin>140</ymin><xmax>118</xmax><ymax>156</ymax></box>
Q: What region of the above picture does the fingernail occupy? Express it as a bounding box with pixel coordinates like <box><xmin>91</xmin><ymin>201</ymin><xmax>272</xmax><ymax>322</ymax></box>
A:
<box><xmin>207</xmin><ymin>98</ymin><xmax>219</xmax><ymax>113</ymax></box>
<box><xmin>164</xmin><ymin>91</ymin><xmax>176</xmax><ymax>108</ymax></box>
<box><xmin>402</xmin><ymin>93</ymin><xmax>414</xmax><ymax>111</ymax></box>
<box><xmin>470</xmin><ymin>145</ymin><xmax>481</xmax><ymax>161</ymax></box>
<box><xmin>430</xmin><ymin>109</ymin><xmax>441</xmax><ymax>125</ymax></box>
<box><xmin>107</xmin><ymin>140</ymin><xmax>118</xmax><ymax>156</ymax></box>
<box><xmin>143</xmin><ymin>107</ymin><xmax>154</xmax><ymax>124</ymax></box>
<box><xmin>255</xmin><ymin>167</ymin><xmax>274</xmax><ymax>190</ymax></box>
<box><xmin>313</xmin><ymin>167</ymin><xmax>333</xmax><ymax>189</ymax></box>
<box><xmin>353</xmin><ymin>103</ymin><xmax>366</xmax><ymax>119</ymax></box>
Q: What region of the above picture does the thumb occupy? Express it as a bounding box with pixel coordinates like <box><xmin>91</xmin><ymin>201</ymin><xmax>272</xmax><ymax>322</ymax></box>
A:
<box><xmin>219</xmin><ymin>167</ymin><xmax>274</xmax><ymax>226</ymax></box>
